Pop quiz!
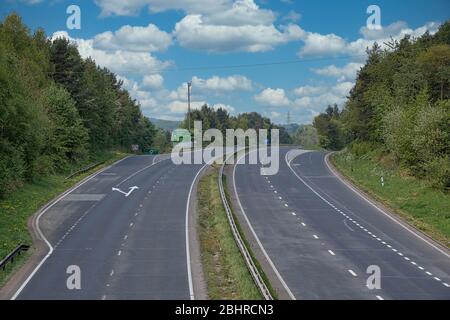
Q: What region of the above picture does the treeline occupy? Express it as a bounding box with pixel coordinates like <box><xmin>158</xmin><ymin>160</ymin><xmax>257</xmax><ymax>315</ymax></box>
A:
<box><xmin>292</xmin><ymin>124</ymin><xmax>318</xmax><ymax>149</ymax></box>
<box><xmin>181</xmin><ymin>104</ymin><xmax>292</xmax><ymax>144</ymax></box>
<box><xmin>0</xmin><ymin>14</ymin><xmax>156</xmax><ymax>197</ymax></box>
<box><xmin>313</xmin><ymin>21</ymin><xmax>450</xmax><ymax>189</ymax></box>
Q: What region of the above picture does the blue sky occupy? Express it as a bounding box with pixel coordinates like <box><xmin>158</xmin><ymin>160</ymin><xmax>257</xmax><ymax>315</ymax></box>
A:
<box><xmin>1</xmin><ymin>0</ymin><xmax>449</xmax><ymax>123</ymax></box>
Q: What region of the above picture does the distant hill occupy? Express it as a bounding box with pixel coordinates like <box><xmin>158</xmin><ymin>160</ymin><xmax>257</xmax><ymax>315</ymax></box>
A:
<box><xmin>278</xmin><ymin>123</ymin><xmax>300</xmax><ymax>136</ymax></box>
<box><xmin>149</xmin><ymin>118</ymin><xmax>182</xmax><ymax>132</ymax></box>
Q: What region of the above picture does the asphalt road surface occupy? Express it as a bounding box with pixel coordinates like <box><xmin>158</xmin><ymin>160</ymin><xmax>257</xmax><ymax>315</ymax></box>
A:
<box><xmin>234</xmin><ymin>147</ymin><xmax>450</xmax><ymax>300</ymax></box>
<box><xmin>14</xmin><ymin>155</ymin><xmax>204</xmax><ymax>300</ymax></box>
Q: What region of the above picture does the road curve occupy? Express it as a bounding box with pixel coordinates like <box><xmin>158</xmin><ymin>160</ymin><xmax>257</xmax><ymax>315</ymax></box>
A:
<box><xmin>13</xmin><ymin>155</ymin><xmax>204</xmax><ymax>300</ymax></box>
<box><xmin>233</xmin><ymin>147</ymin><xmax>450</xmax><ymax>300</ymax></box>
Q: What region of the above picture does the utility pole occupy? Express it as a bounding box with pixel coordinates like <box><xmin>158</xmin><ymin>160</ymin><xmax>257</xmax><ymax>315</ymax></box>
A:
<box><xmin>187</xmin><ymin>81</ymin><xmax>192</xmax><ymax>133</ymax></box>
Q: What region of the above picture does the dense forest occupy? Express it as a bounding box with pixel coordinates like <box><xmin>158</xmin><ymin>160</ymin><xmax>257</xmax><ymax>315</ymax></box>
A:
<box><xmin>180</xmin><ymin>104</ymin><xmax>293</xmax><ymax>145</ymax></box>
<box><xmin>0</xmin><ymin>14</ymin><xmax>157</xmax><ymax>197</ymax></box>
<box><xmin>313</xmin><ymin>21</ymin><xmax>450</xmax><ymax>190</ymax></box>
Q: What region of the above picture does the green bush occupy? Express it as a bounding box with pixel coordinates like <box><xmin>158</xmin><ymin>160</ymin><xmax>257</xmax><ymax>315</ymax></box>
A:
<box><xmin>349</xmin><ymin>141</ymin><xmax>374</xmax><ymax>158</ymax></box>
<box><xmin>422</xmin><ymin>156</ymin><xmax>450</xmax><ymax>189</ymax></box>
<box><xmin>0</xmin><ymin>140</ymin><xmax>25</xmax><ymax>196</ymax></box>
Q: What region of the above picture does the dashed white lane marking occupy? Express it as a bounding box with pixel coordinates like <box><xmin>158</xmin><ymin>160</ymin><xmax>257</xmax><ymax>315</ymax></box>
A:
<box><xmin>286</xmin><ymin>152</ymin><xmax>450</xmax><ymax>293</ymax></box>
<box><xmin>443</xmin><ymin>283</ymin><xmax>450</xmax><ymax>288</ymax></box>
<box><xmin>313</xmin><ymin>235</ymin><xmax>319</xmax><ymax>239</ymax></box>
<box><xmin>110</xmin><ymin>270</ymin><xmax>114</xmax><ymax>276</ymax></box>
<box><xmin>328</xmin><ymin>250</ymin><xmax>335</xmax><ymax>256</ymax></box>
<box><xmin>376</xmin><ymin>295</ymin><xmax>384</xmax><ymax>300</ymax></box>
<box><xmin>301</xmin><ymin>222</ymin><xmax>306</xmax><ymax>227</ymax></box>
<box><xmin>348</xmin><ymin>270</ymin><xmax>357</xmax><ymax>277</ymax></box>
<box><xmin>117</xmin><ymin>250</ymin><xmax>122</xmax><ymax>256</ymax></box>
<box><xmin>102</xmin><ymin>295</ymin><xmax>107</xmax><ymax>300</ymax></box>
<box><xmin>284</xmin><ymin>204</ymin><xmax>289</xmax><ymax>207</ymax></box>
<box><xmin>291</xmin><ymin>212</ymin><xmax>296</xmax><ymax>216</ymax></box>
<box><xmin>278</xmin><ymin>196</ymin><xmax>283</xmax><ymax>200</ymax></box>
<box><xmin>123</xmin><ymin>235</ymin><xmax>128</xmax><ymax>240</ymax></box>
<box><xmin>129</xmin><ymin>223</ymin><xmax>134</xmax><ymax>227</ymax></box>
<box><xmin>274</xmin><ymin>190</ymin><xmax>277</xmax><ymax>194</ymax></box>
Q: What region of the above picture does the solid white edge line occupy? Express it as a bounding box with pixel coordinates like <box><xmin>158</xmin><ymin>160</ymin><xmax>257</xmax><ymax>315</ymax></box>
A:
<box><xmin>234</xmin><ymin>149</ymin><xmax>297</xmax><ymax>300</ymax></box>
<box><xmin>186</xmin><ymin>162</ymin><xmax>209</xmax><ymax>301</ymax></box>
<box><xmin>11</xmin><ymin>155</ymin><xmax>132</xmax><ymax>300</ymax></box>
<box><xmin>185</xmin><ymin>148</ymin><xmax>243</xmax><ymax>300</ymax></box>
<box><xmin>324</xmin><ymin>153</ymin><xmax>450</xmax><ymax>259</ymax></box>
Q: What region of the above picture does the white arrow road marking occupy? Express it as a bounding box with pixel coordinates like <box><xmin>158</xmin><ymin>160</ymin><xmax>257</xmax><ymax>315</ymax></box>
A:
<box><xmin>112</xmin><ymin>186</ymin><xmax>139</xmax><ymax>197</ymax></box>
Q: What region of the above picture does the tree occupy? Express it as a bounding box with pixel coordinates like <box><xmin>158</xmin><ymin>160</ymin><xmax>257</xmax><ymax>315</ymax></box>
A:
<box><xmin>417</xmin><ymin>44</ymin><xmax>450</xmax><ymax>101</ymax></box>
<box><xmin>41</xmin><ymin>84</ymin><xmax>88</xmax><ymax>170</ymax></box>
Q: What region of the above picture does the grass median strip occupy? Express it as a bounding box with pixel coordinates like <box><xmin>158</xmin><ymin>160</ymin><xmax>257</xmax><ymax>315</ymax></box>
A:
<box><xmin>0</xmin><ymin>151</ymin><xmax>128</xmax><ymax>288</ymax></box>
<box><xmin>198</xmin><ymin>170</ymin><xmax>262</xmax><ymax>300</ymax></box>
<box><xmin>331</xmin><ymin>152</ymin><xmax>449</xmax><ymax>247</ymax></box>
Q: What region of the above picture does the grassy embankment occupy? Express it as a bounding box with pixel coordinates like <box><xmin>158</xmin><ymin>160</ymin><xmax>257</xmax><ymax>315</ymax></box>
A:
<box><xmin>331</xmin><ymin>151</ymin><xmax>450</xmax><ymax>247</ymax></box>
<box><xmin>0</xmin><ymin>151</ymin><xmax>128</xmax><ymax>287</ymax></box>
<box><xmin>197</xmin><ymin>169</ymin><xmax>262</xmax><ymax>299</ymax></box>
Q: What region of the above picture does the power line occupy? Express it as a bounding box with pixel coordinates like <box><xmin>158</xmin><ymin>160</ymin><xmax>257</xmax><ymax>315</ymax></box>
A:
<box><xmin>45</xmin><ymin>54</ymin><xmax>366</xmax><ymax>75</ymax></box>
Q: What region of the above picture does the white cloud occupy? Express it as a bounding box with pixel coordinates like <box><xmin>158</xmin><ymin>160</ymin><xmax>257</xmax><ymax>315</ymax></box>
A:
<box><xmin>51</xmin><ymin>31</ymin><xmax>171</xmax><ymax>76</ymax></box>
<box><xmin>298</xmin><ymin>21</ymin><xmax>440</xmax><ymax>58</ymax></box>
<box><xmin>203</xmin><ymin>0</ymin><xmax>275</xmax><ymax>26</ymax></box>
<box><xmin>93</xmin><ymin>24</ymin><xmax>172</xmax><ymax>52</ymax></box>
<box><xmin>293</xmin><ymin>85</ymin><xmax>326</xmax><ymax>96</ymax></box>
<box><xmin>254</xmin><ymin>88</ymin><xmax>290</xmax><ymax>107</ymax></box>
<box><xmin>282</xmin><ymin>10</ymin><xmax>301</xmax><ymax>23</ymax></box>
<box><xmin>192</xmin><ymin>75</ymin><xmax>253</xmax><ymax>92</ymax></box>
<box><xmin>293</xmin><ymin>96</ymin><xmax>312</xmax><ymax>108</ymax></box>
<box><xmin>331</xmin><ymin>81</ymin><xmax>354</xmax><ymax>97</ymax></box>
<box><xmin>142</xmin><ymin>74</ymin><xmax>164</xmax><ymax>89</ymax></box>
<box><xmin>359</xmin><ymin>21</ymin><xmax>408</xmax><ymax>40</ymax></box>
<box><xmin>167</xmin><ymin>100</ymin><xmax>206</xmax><ymax>113</ymax></box>
<box><xmin>212</xmin><ymin>103</ymin><xmax>235</xmax><ymax>113</ymax></box>
<box><xmin>94</xmin><ymin>0</ymin><xmax>230</xmax><ymax>16</ymax></box>
<box><xmin>292</xmin><ymin>82</ymin><xmax>354</xmax><ymax>110</ymax></box>
<box><xmin>298</xmin><ymin>32</ymin><xmax>347</xmax><ymax>57</ymax></box>
<box><xmin>94</xmin><ymin>0</ymin><xmax>303</xmax><ymax>53</ymax></box>
<box><xmin>270</xmin><ymin>111</ymin><xmax>281</xmax><ymax>119</ymax></box>
<box><xmin>174</xmin><ymin>14</ymin><xmax>303</xmax><ymax>53</ymax></box>
<box><xmin>313</xmin><ymin>62</ymin><xmax>363</xmax><ymax>82</ymax></box>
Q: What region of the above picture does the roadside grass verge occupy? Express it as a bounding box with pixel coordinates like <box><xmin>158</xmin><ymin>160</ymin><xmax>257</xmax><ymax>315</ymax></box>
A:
<box><xmin>198</xmin><ymin>170</ymin><xmax>262</xmax><ymax>299</ymax></box>
<box><xmin>331</xmin><ymin>151</ymin><xmax>450</xmax><ymax>247</ymax></box>
<box><xmin>0</xmin><ymin>151</ymin><xmax>128</xmax><ymax>287</ymax></box>
<box><xmin>221</xmin><ymin>173</ymin><xmax>278</xmax><ymax>299</ymax></box>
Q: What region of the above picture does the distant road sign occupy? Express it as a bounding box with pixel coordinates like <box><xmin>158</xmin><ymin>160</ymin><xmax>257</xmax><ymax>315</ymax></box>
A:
<box><xmin>131</xmin><ymin>144</ymin><xmax>139</xmax><ymax>152</ymax></box>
